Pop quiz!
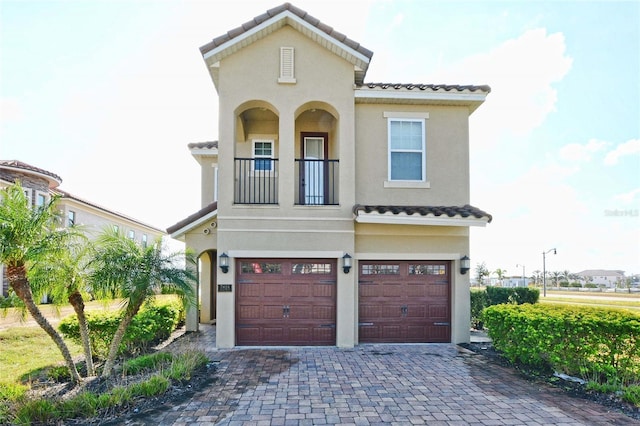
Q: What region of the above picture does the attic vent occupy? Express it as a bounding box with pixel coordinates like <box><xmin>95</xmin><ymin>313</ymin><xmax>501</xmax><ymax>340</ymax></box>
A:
<box><xmin>278</xmin><ymin>47</ymin><xmax>296</xmax><ymax>84</ymax></box>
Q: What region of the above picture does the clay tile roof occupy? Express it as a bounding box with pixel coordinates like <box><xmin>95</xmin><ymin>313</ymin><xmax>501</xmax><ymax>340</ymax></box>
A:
<box><xmin>166</xmin><ymin>202</ymin><xmax>218</xmax><ymax>235</ymax></box>
<box><xmin>353</xmin><ymin>204</ymin><xmax>493</xmax><ymax>223</ymax></box>
<box><xmin>363</xmin><ymin>83</ymin><xmax>491</xmax><ymax>93</ymax></box>
<box><xmin>0</xmin><ymin>160</ymin><xmax>62</xmax><ymax>186</ymax></box>
<box><xmin>199</xmin><ymin>2</ymin><xmax>373</xmax><ymax>61</ymax></box>
<box><xmin>188</xmin><ymin>141</ymin><xmax>219</xmax><ymax>150</ymax></box>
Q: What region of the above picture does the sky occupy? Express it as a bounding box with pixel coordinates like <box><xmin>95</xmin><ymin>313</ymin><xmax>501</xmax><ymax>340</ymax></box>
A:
<box><xmin>1</xmin><ymin>0</ymin><xmax>639</xmax><ymax>278</ymax></box>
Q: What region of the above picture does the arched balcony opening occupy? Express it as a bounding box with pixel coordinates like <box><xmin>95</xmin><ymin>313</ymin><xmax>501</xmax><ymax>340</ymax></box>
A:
<box><xmin>294</xmin><ymin>104</ymin><xmax>339</xmax><ymax>205</ymax></box>
<box><xmin>234</xmin><ymin>103</ymin><xmax>279</xmax><ymax>204</ymax></box>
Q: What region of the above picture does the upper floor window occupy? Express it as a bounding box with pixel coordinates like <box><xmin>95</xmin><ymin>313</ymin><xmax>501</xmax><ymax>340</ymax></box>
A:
<box><xmin>68</xmin><ymin>210</ymin><xmax>76</xmax><ymax>227</ymax></box>
<box><xmin>113</xmin><ymin>225</ymin><xmax>119</xmax><ymax>233</ymax></box>
<box><xmin>142</xmin><ymin>234</ymin><xmax>148</xmax><ymax>248</ymax></box>
<box><xmin>22</xmin><ymin>188</ymin><xmax>33</xmax><ymax>206</ymax></box>
<box><xmin>252</xmin><ymin>140</ymin><xmax>274</xmax><ymax>172</ymax></box>
<box><xmin>388</xmin><ymin>118</ymin><xmax>426</xmax><ymax>181</ymax></box>
<box><xmin>278</xmin><ymin>47</ymin><xmax>296</xmax><ymax>83</ymax></box>
<box><xmin>128</xmin><ymin>230</ymin><xmax>135</xmax><ymax>240</ymax></box>
<box><xmin>35</xmin><ymin>192</ymin><xmax>47</xmax><ymax>208</ymax></box>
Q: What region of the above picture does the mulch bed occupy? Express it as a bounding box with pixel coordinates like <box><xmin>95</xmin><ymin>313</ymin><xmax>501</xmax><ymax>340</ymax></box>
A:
<box><xmin>460</xmin><ymin>340</ymin><xmax>640</xmax><ymax>421</ymax></box>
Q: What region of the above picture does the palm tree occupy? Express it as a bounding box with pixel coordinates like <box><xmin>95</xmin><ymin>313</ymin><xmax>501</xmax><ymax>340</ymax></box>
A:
<box><xmin>90</xmin><ymin>228</ymin><xmax>196</xmax><ymax>378</ymax></box>
<box><xmin>28</xmin><ymin>236</ymin><xmax>96</xmax><ymax>376</ymax></box>
<box><xmin>551</xmin><ymin>271</ymin><xmax>563</xmax><ymax>287</ymax></box>
<box><xmin>531</xmin><ymin>270</ymin><xmax>542</xmax><ymax>287</ymax></box>
<box><xmin>0</xmin><ymin>183</ymin><xmax>82</xmax><ymax>383</ymax></box>
<box><xmin>494</xmin><ymin>268</ymin><xmax>507</xmax><ymax>286</ymax></box>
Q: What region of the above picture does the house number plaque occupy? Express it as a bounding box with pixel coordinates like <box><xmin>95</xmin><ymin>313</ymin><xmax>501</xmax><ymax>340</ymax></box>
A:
<box><xmin>218</xmin><ymin>284</ymin><xmax>232</xmax><ymax>292</ymax></box>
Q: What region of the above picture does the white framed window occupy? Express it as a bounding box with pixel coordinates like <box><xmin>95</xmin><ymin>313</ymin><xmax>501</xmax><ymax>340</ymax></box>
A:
<box><xmin>142</xmin><ymin>234</ymin><xmax>148</xmax><ymax>248</ymax></box>
<box><xmin>68</xmin><ymin>210</ymin><xmax>76</xmax><ymax>227</ymax></box>
<box><xmin>35</xmin><ymin>191</ymin><xmax>47</xmax><ymax>208</ymax></box>
<box><xmin>387</xmin><ymin>117</ymin><xmax>426</xmax><ymax>182</ymax></box>
<box><xmin>23</xmin><ymin>188</ymin><xmax>33</xmax><ymax>206</ymax></box>
<box><xmin>128</xmin><ymin>230</ymin><xmax>135</xmax><ymax>240</ymax></box>
<box><xmin>278</xmin><ymin>47</ymin><xmax>296</xmax><ymax>83</ymax></box>
<box><xmin>113</xmin><ymin>225</ymin><xmax>119</xmax><ymax>233</ymax></box>
<box><xmin>252</xmin><ymin>140</ymin><xmax>274</xmax><ymax>172</ymax></box>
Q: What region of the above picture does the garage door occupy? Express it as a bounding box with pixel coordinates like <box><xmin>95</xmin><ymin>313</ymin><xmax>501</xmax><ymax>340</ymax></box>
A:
<box><xmin>359</xmin><ymin>261</ymin><xmax>451</xmax><ymax>343</ymax></box>
<box><xmin>236</xmin><ymin>259</ymin><xmax>336</xmax><ymax>346</ymax></box>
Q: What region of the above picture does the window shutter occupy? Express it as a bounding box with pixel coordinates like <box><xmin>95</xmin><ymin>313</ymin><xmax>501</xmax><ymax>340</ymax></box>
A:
<box><xmin>278</xmin><ymin>47</ymin><xmax>296</xmax><ymax>83</ymax></box>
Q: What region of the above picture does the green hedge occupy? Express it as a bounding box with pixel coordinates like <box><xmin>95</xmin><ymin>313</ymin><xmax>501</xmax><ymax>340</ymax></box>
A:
<box><xmin>471</xmin><ymin>287</ymin><xmax>539</xmax><ymax>329</ymax></box>
<box><xmin>59</xmin><ymin>301</ymin><xmax>183</xmax><ymax>359</ymax></box>
<box><xmin>483</xmin><ymin>304</ymin><xmax>640</xmax><ymax>384</ymax></box>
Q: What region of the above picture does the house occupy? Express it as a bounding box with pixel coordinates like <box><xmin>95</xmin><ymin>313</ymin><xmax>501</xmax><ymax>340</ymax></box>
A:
<box><xmin>576</xmin><ymin>269</ymin><xmax>626</xmax><ymax>288</ymax></box>
<box><xmin>502</xmin><ymin>277</ymin><xmax>531</xmax><ymax>288</ymax></box>
<box><xmin>0</xmin><ymin>160</ymin><xmax>165</xmax><ymax>296</ymax></box>
<box><xmin>167</xmin><ymin>3</ymin><xmax>492</xmax><ymax>348</ymax></box>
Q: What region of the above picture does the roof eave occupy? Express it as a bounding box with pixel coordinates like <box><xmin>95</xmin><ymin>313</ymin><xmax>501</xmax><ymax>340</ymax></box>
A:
<box><xmin>169</xmin><ymin>209</ymin><xmax>218</xmax><ymax>240</ymax></box>
<box><xmin>355</xmin><ymin>212</ymin><xmax>490</xmax><ymax>227</ymax></box>
<box><xmin>201</xmin><ymin>10</ymin><xmax>371</xmax><ymax>87</ymax></box>
<box><xmin>355</xmin><ymin>89</ymin><xmax>488</xmax><ymax>113</ymax></box>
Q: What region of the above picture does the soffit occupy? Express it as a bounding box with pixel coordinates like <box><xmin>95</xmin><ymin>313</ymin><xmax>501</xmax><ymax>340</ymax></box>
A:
<box><xmin>354</xmin><ymin>204</ymin><xmax>492</xmax><ymax>227</ymax></box>
<box><xmin>355</xmin><ymin>83</ymin><xmax>491</xmax><ymax>113</ymax></box>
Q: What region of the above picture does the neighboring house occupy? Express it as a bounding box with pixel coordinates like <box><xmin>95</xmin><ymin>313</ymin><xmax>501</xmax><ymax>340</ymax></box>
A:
<box><xmin>576</xmin><ymin>270</ymin><xmax>626</xmax><ymax>288</ymax></box>
<box><xmin>501</xmin><ymin>277</ymin><xmax>531</xmax><ymax>288</ymax></box>
<box><xmin>0</xmin><ymin>160</ymin><xmax>165</xmax><ymax>297</ymax></box>
<box><xmin>167</xmin><ymin>3</ymin><xmax>492</xmax><ymax>348</ymax></box>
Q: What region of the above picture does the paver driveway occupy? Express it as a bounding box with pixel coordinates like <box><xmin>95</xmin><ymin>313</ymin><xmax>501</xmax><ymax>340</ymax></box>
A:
<box><xmin>124</xmin><ymin>325</ymin><xmax>638</xmax><ymax>425</ymax></box>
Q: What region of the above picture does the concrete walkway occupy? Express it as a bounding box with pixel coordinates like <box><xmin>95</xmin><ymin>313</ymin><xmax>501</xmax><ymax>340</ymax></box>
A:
<box><xmin>127</xmin><ymin>324</ymin><xmax>638</xmax><ymax>425</ymax></box>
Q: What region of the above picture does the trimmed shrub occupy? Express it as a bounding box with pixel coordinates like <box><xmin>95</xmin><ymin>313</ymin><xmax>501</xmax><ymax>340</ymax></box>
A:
<box><xmin>470</xmin><ymin>289</ymin><xmax>488</xmax><ymax>329</ymax></box>
<box><xmin>59</xmin><ymin>301</ymin><xmax>183</xmax><ymax>359</ymax></box>
<box><xmin>470</xmin><ymin>287</ymin><xmax>539</xmax><ymax>329</ymax></box>
<box><xmin>483</xmin><ymin>304</ymin><xmax>640</xmax><ymax>384</ymax></box>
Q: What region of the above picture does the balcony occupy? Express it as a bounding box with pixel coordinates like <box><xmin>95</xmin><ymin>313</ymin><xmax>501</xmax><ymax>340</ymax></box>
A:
<box><xmin>295</xmin><ymin>159</ymin><xmax>339</xmax><ymax>205</ymax></box>
<box><xmin>234</xmin><ymin>158</ymin><xmax>279</xmax><ymax>204</ymax></box>
<box><xmin>234</xmin><ymin>158</ymin><xmax>339</xmax><ymax>205</ymax></box>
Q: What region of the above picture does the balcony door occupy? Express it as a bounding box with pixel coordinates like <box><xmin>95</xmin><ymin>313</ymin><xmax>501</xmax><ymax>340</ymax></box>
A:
<box><xmin>302</xmin><ymin>133</ymin><xmax>328</xmax><ymax>205</ymax></box>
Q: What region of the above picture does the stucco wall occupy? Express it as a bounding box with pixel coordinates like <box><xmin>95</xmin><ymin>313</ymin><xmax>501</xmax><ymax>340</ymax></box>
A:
<box><xmin>355</xmin><ymin>104</ymin><xmax>470</xmax><ymax>206</ymax></box>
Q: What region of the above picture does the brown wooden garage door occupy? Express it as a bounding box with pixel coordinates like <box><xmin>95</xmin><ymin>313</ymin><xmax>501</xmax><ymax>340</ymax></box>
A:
<box><xmin>359</xmin><ymin>261</ymin><xmax>451</xmax><ymax>343</ymax></box>
<box><xmin>236</xmin><ymin>259</ymin><xmax>337</xmax><ymax>346</ymax></box>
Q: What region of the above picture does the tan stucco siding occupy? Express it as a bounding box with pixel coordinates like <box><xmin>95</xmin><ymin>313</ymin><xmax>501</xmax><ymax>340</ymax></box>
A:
<box><xmin>354</xmin><ymin>104</ymin><xmax>470</xmax><ymax>206</ymax></box>
<box><xmin>216</xmin><ymin>25</ymin><xmax>356</xmax><ymax>220</ymax></box>
<box><xmin>57</xmin><ymin>199</ymin><xmax>164</xmax><ymax>244</ymax></box>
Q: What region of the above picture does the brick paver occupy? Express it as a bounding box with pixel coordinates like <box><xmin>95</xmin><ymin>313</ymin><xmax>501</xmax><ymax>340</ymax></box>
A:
<box><xmin>121</xmin><ymin>325</ymin><xmax>638</xmax><ymax>425</ymax></box>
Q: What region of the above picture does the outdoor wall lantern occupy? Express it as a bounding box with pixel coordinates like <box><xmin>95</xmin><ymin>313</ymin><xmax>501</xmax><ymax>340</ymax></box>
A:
<box><xmin>219</xmin><ymin>252</ymin><xmax>229</xmax><ymax>274</ymax></box>
<box><xmin>342</xmin><ymin>253</ymin><xmax>352</xmax><ymax>274</ymax></box>
<box><xmin>460</xmin><ymin>255</ymin><xmax>471</xmax><ymax>275</ymax></box>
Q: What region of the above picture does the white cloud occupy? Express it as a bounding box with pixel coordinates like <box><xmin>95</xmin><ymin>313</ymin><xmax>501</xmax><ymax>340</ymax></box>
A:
<box><xmin>559</xmin><ymin>138</ymin><xmax>610</xmax><ymax>162</ymax></box>
<box><xmin>604</xmin><ymin>139</ymin><xmax>640</xmax><ymax>166</ymax></box>
<box><xmin>613</xmin><ymin>188</ymin><xmax>640</xmax><ymax>204</ymax></box>
<box><xmin>427</xmin><ymin>28</ymin><xmax>572</xmax><ymax>149</ymax></box>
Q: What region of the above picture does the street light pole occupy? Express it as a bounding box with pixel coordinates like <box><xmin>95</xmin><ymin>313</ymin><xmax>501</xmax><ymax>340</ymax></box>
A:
<box><xmin>542</xmin><ymin>248</ymin><xmax>557</xmax><ymax>297</ymax></box>
<box><xmin>516</xmin><ymin>264</ymin><xmax>525</xmax><ymax>287</ymax></box>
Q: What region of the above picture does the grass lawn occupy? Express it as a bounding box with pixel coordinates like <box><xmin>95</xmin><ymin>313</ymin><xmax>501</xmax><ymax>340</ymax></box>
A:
<box><xmin>540</xmin><ymin>291</ymin><xmax>640</xmax><ymax>312</ymax></box>
<box><xmin>0</xmin><ymin>327</ymin><xmax>83</xmax><ymax>385</ymax></box>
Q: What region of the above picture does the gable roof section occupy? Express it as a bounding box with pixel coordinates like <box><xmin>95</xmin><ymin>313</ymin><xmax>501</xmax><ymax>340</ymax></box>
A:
<box><xmin>200</xmin><ymin>2</ymin><xmax>373</xmax><ymax>87</ymax></box>
<box><xmin>167</xmin><ymin>202</ymin><xmax>218</xmax><ymax>239</ymax></box>
<box><xmin>354</xmin><ymin>204</ymin><xmax>492</xmax><ymax>227</ymax></box>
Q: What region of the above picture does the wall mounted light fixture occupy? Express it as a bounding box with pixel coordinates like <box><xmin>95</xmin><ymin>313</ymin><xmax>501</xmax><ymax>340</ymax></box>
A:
<box><xmin>219</xmin><ymin>252</ymin><xmax>229</xmax><ymax>273</ymax></box>
<box><xmin>342</xmin><ymin>253</ymin><xmax>352</xmax><ymax>274</ymax></box>
<box><xmin>460</xmin><ymin>255</ymin><xmax>470</xmax><ymax>275</ymax></box>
